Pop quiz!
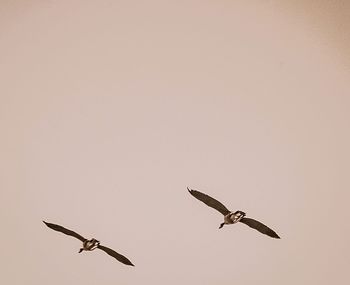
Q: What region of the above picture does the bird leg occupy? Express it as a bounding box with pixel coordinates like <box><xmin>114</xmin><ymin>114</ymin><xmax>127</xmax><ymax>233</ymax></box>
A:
<box><xmin>219</xmin><ymin>222</ymin><xmax>225</xmax><ymax>229</ymax></box>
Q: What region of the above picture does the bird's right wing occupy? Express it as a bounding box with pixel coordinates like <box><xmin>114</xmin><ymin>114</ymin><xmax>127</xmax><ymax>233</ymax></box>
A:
<box><xmin>98</xmin><ymin>245</ymin><xmax>134</xmax><ymax>266</ymax></box>
<box><xmin>239</xmin><ymin>217</ymin><xmax>280</xmax><ymax>239</ymax></box>
<box><xmin>43</xmin><ymin>221</ymin><xmax>86</xmax><ymax>242</ymax></box>
<box><xmin>187</xmin><ymin>187</ymin><xmax>230</xmax><ymax>216</ymax></box>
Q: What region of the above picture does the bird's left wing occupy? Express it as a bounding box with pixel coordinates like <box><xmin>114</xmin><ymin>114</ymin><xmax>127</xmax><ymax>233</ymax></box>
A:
<box><xmin>98</xmin><ymin>245</ymin><xmax>134</xmax><ymax>266</ymax></box>
<box><xmin>239</xmin><ymin>217</ymin><xmax>280</xmax><ymax>239</ymax></box>
<box><xmin>43</xmin><ymin>221</ymin><xmax>86</xmax><ymax>242</ymax></box>
<box><xmin>187</xmin><ymin>187</ymin><xmax>230</xmax><ymax>216</ymax></box>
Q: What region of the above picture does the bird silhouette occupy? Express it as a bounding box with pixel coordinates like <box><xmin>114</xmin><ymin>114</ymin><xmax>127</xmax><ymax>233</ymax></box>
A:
<box><xmin>43</xmin><ymin>221</ymin><xmax>134</xmax><ymax>266</ymax></box>
<box><xmin>187</xmin><ymin>188</ymin><xmax>280</xmax><ymax>239</ymax></box>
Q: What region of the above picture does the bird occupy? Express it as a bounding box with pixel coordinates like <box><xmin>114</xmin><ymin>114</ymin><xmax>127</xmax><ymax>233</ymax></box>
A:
<box><xmin>43</xmin><ymin>221</ymin><xmax>134</xmax><ymax>266</ymax></box>
<box><xmin>187</xmin><ymin>188</ymin><xmax>280</xmax><ymax>239</ymax></box>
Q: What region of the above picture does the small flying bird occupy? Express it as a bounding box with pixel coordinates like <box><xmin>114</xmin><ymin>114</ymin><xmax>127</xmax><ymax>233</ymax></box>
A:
<box><xmin>43</xmin><ymin>221</ymin><xmax>134</xmax><ymax>266</ymax></box>
<box><xmin>187</xmin><ymin>188</ymin><xmax>280</xmax><ymax>239</ymax></box>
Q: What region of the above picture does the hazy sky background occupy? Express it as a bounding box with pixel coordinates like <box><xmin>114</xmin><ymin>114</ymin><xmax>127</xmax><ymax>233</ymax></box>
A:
<box><xmin>1</xmin><ymin>1</ymin><xmax>349</xmax><ymax>284</ymax></box>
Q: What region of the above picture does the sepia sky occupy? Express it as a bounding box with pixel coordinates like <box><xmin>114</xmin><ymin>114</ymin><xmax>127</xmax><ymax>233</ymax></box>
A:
<box><xmin>1</xmin><ymin>1</ymin><xmax>349</xmax><ymax>284</ymax></box>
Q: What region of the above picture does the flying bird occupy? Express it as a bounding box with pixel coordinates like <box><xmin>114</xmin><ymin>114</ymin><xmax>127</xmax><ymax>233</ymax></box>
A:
<box><xmin>187</xmin><ymin>188</ymin><xmax>280</xmax><ymax>239</ymax></box>
<box><xmin>43</xmin><ymin>221</ymin><xmax>134</xmax><ymax>266</ymax></box>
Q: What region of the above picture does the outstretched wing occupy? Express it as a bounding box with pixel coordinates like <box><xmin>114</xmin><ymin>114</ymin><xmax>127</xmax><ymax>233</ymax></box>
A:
<box><xmin>187</xmin><ymin>187</ymin><xmax>230</xmax><ymax>216</ymax></box>
<box><xmin>43</xmin><ymin>221</ymin><xmax>86</xmax><ymax>242</ymax></box>
<box><xmin>239</xmin><ymin>217</ymin><xmax>280</xmax><ymax>239</ymax></box>
<box><xmin>98</xmin><ymin>245</ymin><xmax>134</xmax><ymax>266</ymax></box>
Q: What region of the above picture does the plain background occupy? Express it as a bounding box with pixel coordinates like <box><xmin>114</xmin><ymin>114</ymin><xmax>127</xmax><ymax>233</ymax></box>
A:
<box><xmin>1</xmin><ymin>1</ymin><xmax>349</xmax><ymax>284</ymax></box>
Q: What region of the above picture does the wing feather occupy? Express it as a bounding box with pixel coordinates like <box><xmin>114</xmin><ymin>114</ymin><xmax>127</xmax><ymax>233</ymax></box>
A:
<box><xmin>43</xmin><ymin>221</ymin><xmax>86</xmax><ymax>242</ymax></box>
<box><xmin>187</xmin><ymin>187</ymin><xmax>230</xmax><ymax>216</ymax></box>
<box><xmin>98</xmin><ymin>245</ymin><xmax>134</xmax><ymax>266</ymax></box>
<box><xmin>239</xmin><ymin>217</ymin><xmax>280</xmax><ymax>239</ymax></box>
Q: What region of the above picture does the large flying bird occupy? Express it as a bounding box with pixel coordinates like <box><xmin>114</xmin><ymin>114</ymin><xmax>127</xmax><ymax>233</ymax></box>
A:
<box><xmin>43</xmin><ymin>221</ymin><xmax>134</xmax><ymax>266</ymax></box>
<box><xmin>187</xmin><ymin>188</ymin><xmax>280</xmax><ymax>239</ymax></box>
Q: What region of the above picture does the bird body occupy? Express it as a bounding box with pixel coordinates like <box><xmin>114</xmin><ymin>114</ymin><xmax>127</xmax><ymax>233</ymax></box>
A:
<box><xmin>187</xmin><ymin>188</ymin><xmax>280</xmax><ymax>239</ymax></box>
<box><xmin>223</xmin><ymin>210</ymin><xmax>246</xmax><ymax>227</ymax></box>
<box><xmin>79</xmin><ymin>238</ymin><xmax>100</xmax><ymax>252</ymax></box>
<box><xmin>43</xmin><ymin>221</ymin><xmax>134</xmax><ymax>266</ymax></box>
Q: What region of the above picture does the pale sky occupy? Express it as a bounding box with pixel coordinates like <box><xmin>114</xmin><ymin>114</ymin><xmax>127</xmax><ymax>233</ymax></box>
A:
<box><xmin>1</xmin><ymin>1</ymin><xmax>349</xmax><ymax>284</ymax></box>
